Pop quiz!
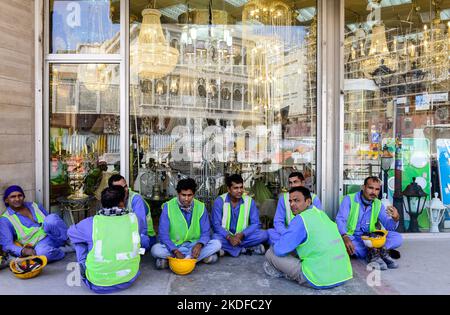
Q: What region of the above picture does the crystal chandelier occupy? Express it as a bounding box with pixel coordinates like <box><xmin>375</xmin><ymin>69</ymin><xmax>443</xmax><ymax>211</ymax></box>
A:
<box><xmin>138</xmin><ymin>3</ymin><xmax>179</xmax><ymax>80</ymax></box>
<box><xmin>361</xmin><ymin>24</ymin><xmax>398</xmax><ymax>78</ymax></box>
<box><xmin>242</xmin><ymin>0</ymin><xmax>292</xmax><ymax>111</ymax></box>
<box><xmin>78</xmin><ymin>1</ymin><xmax>111</xmax><ymax>92</ymax></box>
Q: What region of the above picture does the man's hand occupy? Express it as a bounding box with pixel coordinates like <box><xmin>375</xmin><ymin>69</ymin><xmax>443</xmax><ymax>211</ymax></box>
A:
<box><xmin>226</xmin><ymin>234</ymin><xmax>241</xmax><ymax>247</ymax></box>
<box><xmin>342</xmin><ymin>235</ymin><xmax>355</xmax><ymax>256</ymax></box>
<box><xmin>172</xmin><ymin>249</ymin><xmax>185</xmax><ymax>259</ymax></box>
<box><xmin>386</xmin><ymin>206</ymin><xmax>400</xmax><ymax>222</ymax></box>
<box><xmin>191</xmin><ymin>243</ymin><xmax>203</xmax><ymax>259</ymax></box>
<box><xmin>21</xmin><ymin>247</ymin><xmax>36</xmax><ymax>257</ymax></box>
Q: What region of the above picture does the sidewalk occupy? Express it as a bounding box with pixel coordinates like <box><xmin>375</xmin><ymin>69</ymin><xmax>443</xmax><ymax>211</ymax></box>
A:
<box><xmin>0</xmin><ymin>237</ymin><xmax>449</xmax><ymax>295</ymax></box>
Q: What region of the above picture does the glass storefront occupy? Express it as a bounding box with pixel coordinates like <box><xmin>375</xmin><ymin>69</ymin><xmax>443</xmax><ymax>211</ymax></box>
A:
<box><xmin>45</xmin><ymin>0</ymin><xmax>450</xmax><ymax>232</ymax></box>
<box><xmin>47</xmin><ymin>0</ymin><xmax>318</xmax><ymax>223</ymax></box>
<box><xmin>344</xmin><ymin>0</ymin><xmax>450</xmax><ymax>231</ymax></box>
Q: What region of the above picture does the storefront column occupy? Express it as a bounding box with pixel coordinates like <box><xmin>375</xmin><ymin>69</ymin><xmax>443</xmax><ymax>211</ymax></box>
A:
<box><xmin>316</xmin><ymin>0</ymin><xmax>344</xmax><ymax>217</ymax></box>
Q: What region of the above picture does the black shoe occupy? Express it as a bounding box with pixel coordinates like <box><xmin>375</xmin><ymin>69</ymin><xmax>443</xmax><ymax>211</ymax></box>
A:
<box><xmin>388</xmin><ymin>249</ymin><xmax>401</xmax><ymax>259</ymax></box>
<box><xmin>367</xmin><ymin>248</ymin><xmax>387</xmax><ymax>270</ymax></box>
<box><xmin>380</xmin><ymin>248</ymin><xmax>399</xmax><ymax>269</ymax></box>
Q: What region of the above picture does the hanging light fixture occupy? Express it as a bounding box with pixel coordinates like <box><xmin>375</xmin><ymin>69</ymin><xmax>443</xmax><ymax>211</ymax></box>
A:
<box><xmin>138</xmin><ymin>1</ymin><xmax>179</xmax><ymax>80</ymax></box>
<box><xmin>78</xmin><ymin>1</ymin><xmax>111</xmax><ymax>92</ymax></box>
<box><xmin>361</xmin><ymin>23</ymin><xmax>397</xmax><ymax>78</ymax></box>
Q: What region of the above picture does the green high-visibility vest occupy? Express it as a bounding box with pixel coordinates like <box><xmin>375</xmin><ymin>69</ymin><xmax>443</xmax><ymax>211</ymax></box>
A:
<box><xmin>296</xmin><ymin>207</ymin><xmax>353</xmax><ymax>287</ymax></box>
<box><xmin>220</xmin><ymin>193</ymin><xmax>251</xmax><ymax>234</ymax></box>
<box><xmin>1</xmin><ymin>203</ymin><xmax>47</xmax><ymax>247</ymax></box>
<box><xmin>341</xmin><ymin>193</ymin><xmax>381</xmax><ymax>236</ymax></box>
<box><xmin>127</xmin><ymin>190</ymin><xmax>156</xmax><ymax>237</ymax></box>
<box><xmin>85</xmin><ymin>213</ymin><xmax>141</xmax><ymax>287</ymax></box>
<box><xmin>283</xmin><ymin>192</ymin><xmax>318</xmax><ymax>226</ymax></box>
<box><xmin>167</xmin><ymin>198</ymin><xmax>204</xmax><ymax>246</ymax></box>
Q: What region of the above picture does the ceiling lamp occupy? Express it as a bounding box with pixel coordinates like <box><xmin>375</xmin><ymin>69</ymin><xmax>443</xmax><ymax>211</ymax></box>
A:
<box><xmin>138</xmin><ymin>3</ymin><xmax>179</xmax><ymax>80</ymax></box>
<box><xmin>361</xmin><ymin>24</ymin><xmax>397</xmax><ymax>78</ymax></box>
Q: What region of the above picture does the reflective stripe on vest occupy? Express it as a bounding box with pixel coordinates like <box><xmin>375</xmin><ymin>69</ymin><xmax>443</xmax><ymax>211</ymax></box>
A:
<box><xmin>127</xmin><ymin>190</ymin><xmax>156</xmax><ymax>237</ymax></box>
<box><xmin>85</xmin><ymin>213</ymin><xmax>141</xmax><ymax>287</ymax></box>
<box><xmin>284</xmin><ymin>192</ymin><xmax>318</xmax><ymax>226</ymax></box>
<box><xmin>220</xmin><ymin>193</ymin><xmax>251</xmax><ymax>234</ymax></box>
<box><xmin>167</xmin><ymin>198</ymin><xmax>204</xmax><ymax>245</ymax></box>
<box><xmin>1</xmin><ymin>203</ymin><xmax>47</xmax><ymax>247</ymax></box>
<box><xmin>296</xmin><ymin>207</ymin><xmax>353</xmax><ymax>287</ymax></box>
<box><xmin>345</xmin><ymin>193</ymin><xmax>381</xmax><ymax>236</ymax></box>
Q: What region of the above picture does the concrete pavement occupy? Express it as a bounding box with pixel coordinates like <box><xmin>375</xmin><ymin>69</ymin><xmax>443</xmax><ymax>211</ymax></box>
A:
<box><xmin>0</xmin><ymin>236</ymin><xmax>449</xmax><ymax>295</ymax></box>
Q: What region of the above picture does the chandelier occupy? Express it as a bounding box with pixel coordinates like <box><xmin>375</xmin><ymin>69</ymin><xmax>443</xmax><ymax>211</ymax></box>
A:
<box><xmin>242</xmin><ymin>0</ymin><xmax>293</xmax><ymax>111</ymax></box>
<box><xmin>361</xmin><ymin>24</ymin><xmax>398</xmax><ymax>78</ymax></box>
<box><xmin>78</xmin><ymin>1</ymin><xmax>111</xmax><ymax>92</ymax></box>
<box><xmin>138</xmin><ymin>4</ymin><xmax>179</xmax><ymax>80</ymax></box>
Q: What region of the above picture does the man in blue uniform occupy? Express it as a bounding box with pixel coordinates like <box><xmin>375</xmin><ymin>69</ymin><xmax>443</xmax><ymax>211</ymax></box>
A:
<box><xmin>268</xmin><ymin>171</ymin><xmax>322</xmax><ymax>245</ymax></box>
<box><xmin>0</xmin><ymin>185</ymin><xmax>68</xmax><ymax>262</ymax></box>
<box><xmin>212</xmin><ymin>174</ymin><xmax>268</xmax><ymax>257</ymax></box>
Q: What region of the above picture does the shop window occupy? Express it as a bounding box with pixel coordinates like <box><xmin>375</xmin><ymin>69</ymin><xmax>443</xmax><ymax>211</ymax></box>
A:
<box><xmin>50</xmin><ymin>0</ymin><xmax>120</xmax><ymax>54</ymax></box>
<box><xmin>344</xmin><ymin>0</ymin><xmax>450</xmax><ymax>231</ymax></box>
<box><xmin>49</xmin><ymin>64</ymin><xmax>120</xmax><ymax>222</ymax></box>
<box><xmin>129</xmin><ymin>0</ymin><xmax>318</xmax><ymax>219</ymax></box>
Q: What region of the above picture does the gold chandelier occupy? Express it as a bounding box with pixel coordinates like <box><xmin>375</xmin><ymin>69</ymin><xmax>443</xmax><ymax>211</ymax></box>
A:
<box><xmin>242</xmin><ymin>0</ymin><xmax>292</xmax><ymax>111</ymax></box>
<box><xmin>78</xmin><ymin>45</ymin><xmax>111</xmax><ymax>92</ymax></box>
<box><xmin>361</xmin><ymin>24</ymin><xmax>398</xmax><ymax>78</ymax></box>
<box><xmin>138</xmin><ymin>5</ymin><xmax>179</xmax><ymax>80</ymax></box>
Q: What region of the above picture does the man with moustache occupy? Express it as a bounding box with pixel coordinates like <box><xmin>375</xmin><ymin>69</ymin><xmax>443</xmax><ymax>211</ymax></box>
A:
<box><xmin>336</xmin><ymin>176</ymin><xmax>402</xmax><ymax>270</ymax></box>
<box><xmin>264</xmin><ymin>186</ymin><xmax>352</xmax><ymax>289</ymax></box>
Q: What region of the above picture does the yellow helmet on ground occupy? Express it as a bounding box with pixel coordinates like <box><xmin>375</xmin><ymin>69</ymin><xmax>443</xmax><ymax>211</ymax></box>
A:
<box><xmin>361</xmin><ymin>230</ymin><xmax>388</xmax><ymax>249</ymax></box>
<box><xmin>9</xmin><ymin>256</ymin><xmax>47</xmax><ymax>279</ymax></box>
<box><xmin>167</xmin><ymin>256</ymin><xmax>197</xmax><ymax>275</ymax></box>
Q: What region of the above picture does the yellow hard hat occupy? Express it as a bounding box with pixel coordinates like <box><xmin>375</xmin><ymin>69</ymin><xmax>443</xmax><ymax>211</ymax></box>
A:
<box><xmin>9</xmin><ymin>255</ymin><xmax>47</xmax><ymax>279</ymax></box>
<box><xmin>167</xmin><ymin>256</ymin><xmax>197</xmax><ymax>275</ymax></box>
<box><xmin>362</xmin><ymin>230</ymin><xmax>388</xmax><ymax>249</ymax></box>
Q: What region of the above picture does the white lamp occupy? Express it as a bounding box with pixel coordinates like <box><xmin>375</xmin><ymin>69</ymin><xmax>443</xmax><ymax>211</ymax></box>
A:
<box><xmin>427</xmin><ymin>193</ymin><xmax>446</xmax><ymax>233</ymax></box>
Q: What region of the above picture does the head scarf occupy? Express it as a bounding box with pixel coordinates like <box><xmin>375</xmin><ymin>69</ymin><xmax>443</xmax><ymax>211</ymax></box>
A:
<box><xmin>97</xmin><ymin>206</ymin><xmax>129</xmax><ymax>216</ymax></box>
<box><xmin>3</xmin><ymin>185</ymin><xmax>25</xmax><ymax>206</ymax></box>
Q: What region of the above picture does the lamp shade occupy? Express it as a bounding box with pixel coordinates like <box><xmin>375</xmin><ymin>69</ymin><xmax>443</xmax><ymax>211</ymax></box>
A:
<box><xmin>138</xmin><ymin>8</ymin><xmax>179</xmax><ymax>80</ymax></box>
<box><xmin>402</xmin><ymin>178</ymin><xmax>427</xmax><ymax>215</ymax></box>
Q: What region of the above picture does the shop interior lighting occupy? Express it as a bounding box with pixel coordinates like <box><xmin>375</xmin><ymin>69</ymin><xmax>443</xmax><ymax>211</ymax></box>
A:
<box><xmin>224</xmin><ymin>0</ymin><xmax>248</xmax><ymax>7</ymax></box>
<box><xmin>159</xmin><ymin>4</ymin><xmax>187</xmax><ymax>21</ymax></box>
<box><xmin>440</xmin><ymin>9</ymin><xmax>450</xmax><ymax>21</ymax></box>
<box><xmin>380</xmin><ymin>0</ymin><xmax>411</xmax><ymax>8</ymax></box>
<box><xmin>296</xmin><ymin>7</ymin><xmax>316</xmax><ymax>22</ymax></box>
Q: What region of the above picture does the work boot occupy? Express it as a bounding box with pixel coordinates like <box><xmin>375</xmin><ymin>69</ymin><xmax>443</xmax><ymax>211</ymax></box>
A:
<box><xmin>203</xmin><ymin>254</ymin><xmax>218</xmax><ymax>264</ymax></box>
<box><xmin>388</xmin><ymin>249</ymin><xmax>401</xmax><ymax>259</ymax></box>
<box><xmin>250</xmin><ymin>244</ymin><xmax>266</xmax><ymax>255</ymax></box>
<box><xmin>155</xmin><ymin>258</ymin><xmax>169</xmax><ymax>270</ymax></box>
<box><xmin>367</xmin><ymin>248</ymin><xmax>387</xmax><ymax>271</ymax></box>
<box><xmin>263</xmin><ymin>261</ymin><xmax>283</xmax><ymax>278</ymax></box>
<box><xmin>219</xmin><ymin>249</ymin><xmax>226</xmax><ymax>257</ymax></box>
<box><xmin>380</xmin><ymin>248</ymin><xmax>399</xmax><ymax>269</ymax></box>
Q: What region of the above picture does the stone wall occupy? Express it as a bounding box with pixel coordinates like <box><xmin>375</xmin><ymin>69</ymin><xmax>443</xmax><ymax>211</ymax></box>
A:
<box><xmin>0</xmin><ymin>0</ymin><xmax>35</xmax><ymax>212</ymax></box>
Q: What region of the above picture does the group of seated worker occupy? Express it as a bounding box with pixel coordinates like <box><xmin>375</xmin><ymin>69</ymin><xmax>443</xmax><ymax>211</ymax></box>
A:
<box><xmin>0</xmin><ymin>172</ymin><xmax>401</xmax><ymax>293</ymax></box>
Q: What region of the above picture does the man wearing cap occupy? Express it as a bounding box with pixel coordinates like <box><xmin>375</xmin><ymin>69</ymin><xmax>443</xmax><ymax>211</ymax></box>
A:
<box><xmin>268</xmin><ymin>171</ymin><xmax>322</xmax><ymax>245</ymax></box>
<box><xmin>0</xmin><ymin>185</ymin><xmax>69</xmax><ymax>262</ymax></box>
<box><xmin>68</xmin><ymin>186</ymin><xmax>142</xmax><ymax>293</ymax></box>
<box><xmin>108</xmin><ymin>174</ymin><xmax>156</xmax><ymax>251</ymax></box>
<box><xmin>212</xmin><ymin>174</ymin><xmax>268</xmax><ymax>257</ymax></box>
<box><xmin>151</xmin><ymin>178</ymin><xmax>221</xmax><ymax>269</ymax></box>
<box><xmin>336</xmin><ymin>176</ymin><xmax>402</xmax><ymax>270</ymax></box>
<box><xmin>264</xmin><ymin>186</ymin><xmax>353</xmax><ymax>289</ymax></box>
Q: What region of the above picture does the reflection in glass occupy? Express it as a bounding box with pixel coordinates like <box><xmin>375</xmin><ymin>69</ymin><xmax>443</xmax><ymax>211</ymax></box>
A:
<box><xmin>129</xmin><ymin>0</ymin><xmax>317</xmax><ymax>213</ymax></box>
<box><xmin>49</xmin><ymin>64</ymin><xmax>120</xmax><ymax>209</ymax></box>
<box><xmin>50</xmin><ymin>0</ymin><xmax>120</xmax><ymax>54</ymax></box>
<box><xmin>343</xmin><ymin>0</ymin><xmax>450</xmax><ymax>230</ymax></box>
